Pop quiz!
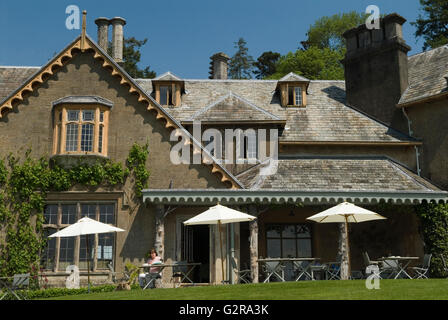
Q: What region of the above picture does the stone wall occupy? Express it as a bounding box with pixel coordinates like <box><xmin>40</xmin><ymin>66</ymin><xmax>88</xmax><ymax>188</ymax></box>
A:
<box><xmin>405</xmin><ymin>101</ymin><xmax>448</xmax><ymax>189</ymax></box>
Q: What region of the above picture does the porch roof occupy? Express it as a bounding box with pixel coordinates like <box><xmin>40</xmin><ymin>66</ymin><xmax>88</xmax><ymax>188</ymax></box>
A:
<box><xmin>142</xmin><ymin>189</ymin><xmax>448</xmax><ymax>205</ymax></box>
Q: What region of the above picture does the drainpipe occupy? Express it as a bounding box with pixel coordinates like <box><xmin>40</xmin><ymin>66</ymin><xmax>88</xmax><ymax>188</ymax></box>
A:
<box><xmin>402</xmin><ymin>108</ymin><xmax>421</xmax><ymax>176</ymax></box>
<box><xmin>230</xmin><ymin>223</ymin><xmax>235</xmax><ymax>284</ymax></box>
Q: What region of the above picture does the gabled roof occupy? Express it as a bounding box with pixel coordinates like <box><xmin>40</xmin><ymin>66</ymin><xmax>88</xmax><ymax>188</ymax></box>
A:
<box><xmin>398</xmin><ymin>45</ymin><xmax>448</xmax><ymax>107</ymax></box>
<box><xmin>278</xmin><ymin>72</ymin><xmax>310</xmax><ymax>82</ymax></box>
<box><xmin>236</xmin><ymin>156</ymin><xmax>441</xmax><ymax>192</ymax></box>
<box><xmin>152</xmin><ymin>71</ymin><xmax>183</xmax><ymax>82</ymax></box>
<box><xmin>0</xmin><ymin>34</ymin><xmax>243</xmax><ymax>189</ymax></box>
<box><xmin>186</xmin><ymin>92</ymin><xmax>283</xmax><ymax>123</ymax></box>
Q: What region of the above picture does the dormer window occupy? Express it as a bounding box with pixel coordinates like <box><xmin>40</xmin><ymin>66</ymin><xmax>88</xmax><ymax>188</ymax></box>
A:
<box><xmin>154</xmin><ymin>82</ymin><xmax>181</xmax><ymax>107</ymax></box>
<box><xmin>152</xmin><ymin>72</ymin><xmax>184</xmax><ymax>107</ymax></box>
<box><xmin>289</xmin><ymin>86</ymin><xmax>303</xmax><ymax>106</ymax></box>
<box><xmin>158</xmin><ymin>84</ymin><xmax>176</xmax><ymax>106</ymax></box>
<box><xmin>280</xmin><ymin>83</ymin><xmax>307</xmax><ymax>107</ymax></box>
<box><xmin>277</xmin><ymin>72</ymin><xmax>310</xmax><ymax>108</ymax></box>
<box><xmin>52</xmin><ymin>96</ymin><xmax>112</xmax><ymax>157</ymax></box>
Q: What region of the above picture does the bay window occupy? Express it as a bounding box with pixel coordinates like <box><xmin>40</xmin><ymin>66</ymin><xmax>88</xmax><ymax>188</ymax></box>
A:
<box><xmin>52</xmin><ymin>96</ymin><xmax>112</xmax><ymax>156</ymax></box>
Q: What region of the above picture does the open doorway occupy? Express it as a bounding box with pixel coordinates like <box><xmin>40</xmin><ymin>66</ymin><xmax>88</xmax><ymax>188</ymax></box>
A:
<box><xmin>192</xmin><ymin>225</ymin><xmax>210</xmax><ymax>283</ymax></box>
<box><xmin>180</xmin><ymin>224</ymin><xmax>210</xmax><ymax>283</ymax></box>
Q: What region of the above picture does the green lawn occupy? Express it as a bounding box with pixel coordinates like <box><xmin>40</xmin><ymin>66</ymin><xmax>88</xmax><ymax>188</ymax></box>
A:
<box><xmin>41</xmin><ymin>279</ymin><xmax>448</xmax><ymax>300</ymax></box>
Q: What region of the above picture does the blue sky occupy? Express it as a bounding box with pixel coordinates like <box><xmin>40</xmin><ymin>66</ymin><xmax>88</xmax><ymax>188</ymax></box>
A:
<box><xmin>0</xmin><ymin>0</ymin><xmax>425</xmax><ymax>78</ymax></box>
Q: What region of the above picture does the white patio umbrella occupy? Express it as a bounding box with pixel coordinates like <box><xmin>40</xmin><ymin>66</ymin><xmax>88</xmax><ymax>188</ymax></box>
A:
<box><xmin>49</xmin><ymin>217</ymin><xmax>125</xmax><ymax>290</ymax></box>
<box><xmin>183</xmin><ymin>204</ymin><xmax>256</xmax><ymax>283</ymax></box>
<box><xmin>306</xmin><ymin>202</ymin><xmax>386</xmax><ymax>279</ymax></box>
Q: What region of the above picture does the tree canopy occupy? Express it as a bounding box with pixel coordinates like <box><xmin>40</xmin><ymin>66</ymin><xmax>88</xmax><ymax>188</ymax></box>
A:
<box><xmin>253</xmin><ymin>51</ymin><xmax>281</xmax><ymax>79</ymax></box>
<box><xmin>228</xmin><ymin>38</ymin><xmax>255</xmax><ymax>79</ymax></box>
<box><xmin>412</xmin><ymin>0</ymin><xmax>448</xmax><ymax>50</ymax></box>
<box><xmin>268</xmin><ymin>47</ymin><xmax>345</xmax><ymax>80</ymax></box>
<box><xmin>303</xmin><ymin>11</ymin><xmax>366</xmax><ymax>51</ymax></box>
<box><xmin>109</xmin><ymin>37</ymin><xmax>156</xmax><ymax>79</ymax></box>
<box><xmin>122</xmin><ymin>37</ymin><xmax>157</xmax><ymax>79</ymax></box>
<box><xmin>267</xmin><ymin>11</ymin><xmax>365</xmax><ymax>80</ymax></box>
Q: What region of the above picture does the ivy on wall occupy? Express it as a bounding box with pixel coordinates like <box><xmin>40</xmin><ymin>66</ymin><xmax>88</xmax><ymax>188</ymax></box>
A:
<box><xmin>416</xmin><ymin>202</ymin><xmax>448</xmax><ymax>277</ymax></box>
<box><xmin>0</xmin><ymin>143</ymin><xmax>149</xmax><ymax>283</ymax></box>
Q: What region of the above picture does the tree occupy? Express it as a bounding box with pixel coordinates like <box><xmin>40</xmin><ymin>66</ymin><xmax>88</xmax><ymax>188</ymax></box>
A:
<box><xmin>412</xmin><ymin>0</ymin><xmax>448</xmax><ymax>50</ymax></box>
<box><xmin>109</xmin><ymin>37</ymin><xmax>156</xmax><ymax>79</ymax></box>
<box><xmin>268</xmin><ymin>46</ymin><xmax>345</xmax><ymax>80</ymax></box>
<box><xmin>228</xmin><ymin>38</ymin><xmax>255</xmax><ymax>79</ymax></box>
<box><xmin>266</xmin><ymin>11</ymin><xmax>366</xmax><ymax>81</ymax></box>
<box><xmin>253</xmin><ymin>51</ymin><xmax>281</xmax><ymax>79</ymax></box>
<box><xmin>303</xmin><ymin>11</ymin><xmax>366</xmax><ymax>51</ymax></box>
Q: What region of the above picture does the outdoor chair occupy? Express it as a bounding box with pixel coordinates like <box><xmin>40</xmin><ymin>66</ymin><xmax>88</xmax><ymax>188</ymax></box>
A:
<box><xmin>411</xmin><ymin>254</ymin><xmax>432</xmax><ymax>279</ymax></box>
<box><xmin>108</xmin><ymin>262</ymin><xmax>119</xmax><ymax>283</ymax></box>
<box><xmin>379</xmin><ymin>259</ymin><xmax>399</xmax><ymax>279</ymax></box>
<box><xmin>171</xmin><ymin>261</ymin><xmax>190</xmax><ymax>287</ymax></box>
<box><xmin>0</xmin><ymin>273</ymin><xmax>30</xmax><ymax>300</ymax></box>
<box><xmin>263</xmin><ymin>261</ymin><xmax>285</xmax><ymax>283</ymax></box>
<box><xmin>325</xmin><ymin>262</ymin><xmax>341</xmax><ymax>280</ymax></box>
<box><xmin>231</xmin><ymin>258</ymin><xmax>251</xmax><ymax>284</ymax></box>
<box><xmin>362</xmin><ymin>252</ymin><xmax>380</xmax><ymax>266</ymax></box>
<box><xmin>441</xmin><ymin>254</ymin><xmax>448</xmax><ymax>277</ymax></box>
<box><xmin>294</xmin><ymin>261</ymin><xmax>312</xmax><ymax>281</ymax></box>
<box><xmin>308</xmin><ymin>263</ymin><xmax>327</xmax><ymax>280</ymax></box>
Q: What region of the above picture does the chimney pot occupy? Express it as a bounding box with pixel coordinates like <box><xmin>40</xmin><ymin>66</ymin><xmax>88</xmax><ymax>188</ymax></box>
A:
<box><xmin>110</xmin><ymin>17</ymin><xmax>127</xmax><ymax>63</ymax></box>
<box><xmin>95</xmin><ymin>17</ymin><xmax>110</xmax><ymax>52</ymax></box>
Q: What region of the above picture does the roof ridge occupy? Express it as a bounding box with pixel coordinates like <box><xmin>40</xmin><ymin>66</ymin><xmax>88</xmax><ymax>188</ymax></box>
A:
<box><xmin>408</xmin><ymin>44</ymin><xmax>448</xmax><ymax>59</ymax></box>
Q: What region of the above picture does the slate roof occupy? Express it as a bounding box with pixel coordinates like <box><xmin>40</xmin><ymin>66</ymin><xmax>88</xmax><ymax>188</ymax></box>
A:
<box><xmin>0</xmin><ymin>67</ymin><xmax>418</xmax><ymax>143</ymax></box>
<box><xmin>399</xmin><ymin>45</ymin><xmax>448</xmax><ymax>106</ymax></box>
<box><xmin>236</xmin><ymin>156</ymin><xmax>441</xmax><ymax>192</ymax></box>
<box><xmin>135</xmin><ymin>78</ymin><xmax>416</xmax><ymax>143</ymax></box>
<box><xmin>187</xmin><ymin>92</ymin><xmax>282</xmax><ymax>122</ymax></box>
<box><xmin>0</xmin><ymin>66</ymin><xmax>40</xmax><ymax>102</ymax></box>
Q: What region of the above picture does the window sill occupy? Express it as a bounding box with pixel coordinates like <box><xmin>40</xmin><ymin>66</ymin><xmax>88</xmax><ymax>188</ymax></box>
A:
<box><xmin>50</xmin><ymin>154</ymin><xmax>110</xmax><ymax>169</ymax></box>
<box><xmin>286</xmin><ymin>105</ymin><xmax>306</xmax><ymax>108</ymax></box>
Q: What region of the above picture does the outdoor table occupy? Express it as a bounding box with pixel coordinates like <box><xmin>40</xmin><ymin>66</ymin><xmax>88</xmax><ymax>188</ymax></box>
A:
<box><xmin>258</xmin><ymin>258</ymin><xmax>320</xmax><ymax>282</ymax></box>
<box><xmin>378</xmin><ymin>256</ymin><xmax>419</xmax><ymax>279</ymax></box>
<box><xmin>141</xmin><ymin>262</ymin><xmax>201</xmax><ymax>289</ymax></box>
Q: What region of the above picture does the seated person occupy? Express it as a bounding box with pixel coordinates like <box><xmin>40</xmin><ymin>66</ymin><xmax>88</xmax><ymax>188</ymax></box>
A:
<box><xmin>139</xmin><ymin>249</ymin><xmax>162</xmax><ymax>289</ymax></box>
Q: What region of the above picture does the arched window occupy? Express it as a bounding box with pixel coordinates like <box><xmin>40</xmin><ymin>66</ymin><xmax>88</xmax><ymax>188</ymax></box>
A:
<box><xmin>52</xmin><ymin>96</ymin><xmax>112</xmax><ymax>156</ymax></box>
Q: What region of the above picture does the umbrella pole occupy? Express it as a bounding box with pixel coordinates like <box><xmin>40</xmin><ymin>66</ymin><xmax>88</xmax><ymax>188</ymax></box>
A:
<box><xmin>344</xmin><ymin>216</ymin><xmax>351</xmax><ymax>279</ymax></box>
<box><xmin>218</xmin><ymin>221</ymin><xmax>225</xmax><ymax>284</ymax></box>
<box><xmin>86</xmin><ymin>234</ymin><xmax>91</xmax><ymax>293</ymax></box>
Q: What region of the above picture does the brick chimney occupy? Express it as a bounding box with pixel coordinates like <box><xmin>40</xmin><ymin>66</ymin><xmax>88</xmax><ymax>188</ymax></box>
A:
<box><xmin>342</xmin><ymin>13</ymin><xmax>411</xmax><ymax>127</ymax></box>
<box><xmin>110</xmin><ymin>17</ymin><xmax>126</xmax><ymax>64</ymax></box>
<box><xmin>209</xmin><ymin>53</ymin><xmax>230</xmax><ymax>79</ymax></box>
<box><xmin>94</xmin><ymin>17</ymin><xmax>110</xmax><ymax>52</ymax></box>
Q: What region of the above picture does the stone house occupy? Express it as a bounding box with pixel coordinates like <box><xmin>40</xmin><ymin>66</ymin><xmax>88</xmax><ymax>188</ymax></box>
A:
<box><xmin>0</xmin><ymin>12</ymin><xmax>447</xmax><ymax>286</ymax></box>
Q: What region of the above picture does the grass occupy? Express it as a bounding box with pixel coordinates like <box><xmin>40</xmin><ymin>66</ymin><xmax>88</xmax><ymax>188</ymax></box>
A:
<box><xmin>40</xmin><ymin>279</ymin><xmax>448</xmax><ymax>300</ymax></box>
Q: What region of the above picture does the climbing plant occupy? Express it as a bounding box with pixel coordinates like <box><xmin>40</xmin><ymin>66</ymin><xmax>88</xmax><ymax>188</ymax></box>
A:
<box><xmin>126</xmin><ymin>142</ymin><xmax>150</xmax><ymax>197</ymax></box>
<box><xmin>415</xmin><ymin>201</ymin><xmax>448</xmax><ymax>277</ymax></box>
<box><xmin>0</xmin><ymin>143</ymin><xmax>149</xmax><ymax>282</ymax></box>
